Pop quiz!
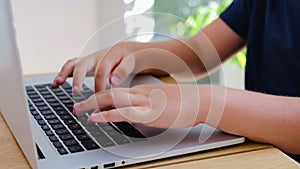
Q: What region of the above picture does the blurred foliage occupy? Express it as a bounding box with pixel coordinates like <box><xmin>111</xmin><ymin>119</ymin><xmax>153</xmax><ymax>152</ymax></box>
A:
<box><xmin>153</xmin><ymin>0</ymin><xmax>246</xmax><ymax>68</ymax></box>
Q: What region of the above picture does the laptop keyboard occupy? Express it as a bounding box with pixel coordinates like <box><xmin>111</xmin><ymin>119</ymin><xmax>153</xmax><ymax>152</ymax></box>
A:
<box><xmin>26</xmin><ymin>82</ymin><xmax>146</xmax><ymax>155</ymax></box>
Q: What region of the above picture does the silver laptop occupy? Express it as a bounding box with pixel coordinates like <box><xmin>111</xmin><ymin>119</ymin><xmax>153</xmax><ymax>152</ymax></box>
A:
<box><xmin>0</xmin><ymin>1</ymin><xmax>245</xmax><ymax>168</ymax></box>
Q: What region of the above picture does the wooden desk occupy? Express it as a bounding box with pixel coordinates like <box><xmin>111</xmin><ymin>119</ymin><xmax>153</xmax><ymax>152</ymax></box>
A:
<box><xmin>1</xmin><ymin>112</ymin><xmax>299</xmax><ymax>169</ymax></box>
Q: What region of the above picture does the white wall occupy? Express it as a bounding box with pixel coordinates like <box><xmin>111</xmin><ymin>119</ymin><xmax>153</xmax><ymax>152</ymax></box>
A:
<box><xmin>11</xmin><ymin>1</ymin><xmax>125</xmax><ymax>75</ymax></box>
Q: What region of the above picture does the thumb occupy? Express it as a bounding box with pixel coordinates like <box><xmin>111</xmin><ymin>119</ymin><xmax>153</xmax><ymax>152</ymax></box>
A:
<box><xmin>110</xmin><ymin>56</ymin><xmax>135</xmax><ymax>86</ymax></box>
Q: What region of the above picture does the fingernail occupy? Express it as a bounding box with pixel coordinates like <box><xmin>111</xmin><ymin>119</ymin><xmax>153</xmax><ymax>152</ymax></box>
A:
<box><xmin>50</xmin><ymin>83</ymin><xmax>56</xmax><ymax>88</ymax></box>
<box><xmin>55</xmin><ymin>75</ymin><xmax>62</xmax><ymax>83</ymax></box>
<box><xmin>72</xmin><ymin>109</ymin><xmax>77</xmax><ymax>116</ymax></box>
<box><xmin>88</xmin><ymin>114</ymin><xmax>96</xmax><ymax>122</ymax></box>
<box><xmin>88</xmin><ymin>113</ymin><xmax>103</xmax><ymax>122</ymax></box>
<box><xmin>111</xmin><ymin>76</ymin><xmax>120</xmax><ymax>85</ymax></box>
<box><xmin>73</xmin><ymin>103</ymin><xmax>80</xmax><ymax>110</ymax></box>
<box><xmin>72</xmin><ymin>85</ymin><xmax>79</xmax><ymax>93</ymax></box>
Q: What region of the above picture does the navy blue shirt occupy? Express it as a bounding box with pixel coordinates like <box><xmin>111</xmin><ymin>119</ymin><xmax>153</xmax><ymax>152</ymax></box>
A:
<box><xmin>220</xmin><ymin>0</ymin><xmax>300</xmax><ymax>97</ymax></box>
<box><xmin>220</xmin><ymin>0</ymin><xmax>300</xmax><ymax>161</ymax></box>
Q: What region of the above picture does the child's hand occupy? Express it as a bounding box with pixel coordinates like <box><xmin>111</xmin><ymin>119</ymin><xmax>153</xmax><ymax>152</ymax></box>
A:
<box><xmin>73</xmin><ymin>84</ymin><xmax>201</xmax><ymax>128</ymax></box>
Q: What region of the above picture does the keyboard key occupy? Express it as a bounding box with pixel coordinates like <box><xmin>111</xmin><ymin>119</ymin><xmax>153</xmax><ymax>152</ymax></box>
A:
<box><xmin>28</xmin><ymin>94</ymin><xmax>40</xmax><ymax>99</ymax></box>
<box><xmin>65</xmin><ymin>88</ymin><xmax>73</xmax><ymax>95</ymax></box>
<box><xmin>64</xmin><ymin>139</ymin><xmax>78</xmax><ymax>147</ymax></box>
<box><xmin>43</xmin><ymin>94</ymin><xmax>54</xmax><ymax>99</ymax></box>
<box><xmin>44</xmin><ymin>114</ymin><xmax>57</xmax><ymax>120</ymax></box>
<box><xmin>30</xmin><ymin>110</ymin><xmax>39</xmax><ymax>116</ymax></box>
<box><xmin>35</xmin><ymin>102</ymin><xmax>47</xmax><ymax>107</ymax></box>
<box><xmin>56</xmin><ymin>110</ymin><xmax>69</xmax><ymax>116</ymax></box>
<box><xmin>65</xmin><ymin>104</ymin><xmax>73</xmax><ymax>112</ymax></box>
<box><xmin>76</xmin><ymin>134</ymin><xmax>90</xmax><ymax>141</ymax></box>
<box><xmin>114</xmin><ymin>122</ymin><xmax>145</xmax><ymax>138</ymax></box>
<box><xmin>37</xmin><ymin>106</ymin><xmax>50</xmax><ymax>111</ymax></box>
<box><xmin>99</xmin><ymin>123</ymin><xmax>131</xmax><ymax>144</ymax></box>
<box><xmin>52</xmin><ymin>106</ymin><xmax>65</xmax><ymax>111</ymax></box>
<box><xmin>54</xmin><ymin>91</ymin><xmax>66</xmax><ymax>96</ymax></box>
<box><xmin>40</xmin><ymin>91</ymin><xmax>51</xmax><ymax>96</ymax></box>
<box><xmin>29</xmin><ymin>105</ymin><xmax>36</xmax><ymax>112</ymax></box>
<box><xmin>49</xmin><ymin>102</ymin><xmax>61</xmax><ymax>107</ymax></box>
<box><xmin>77</xmin><ymin>115</ymin><xmax>88</xmax><ymax>124</ymax></box>
<box><xmin>41</xmin><ymin>125</ymin><xmax>50</xmax><ymax>131</ymax></box>
<box><xmin>68</xmin><ymin>145</ymin><xmax>84</xmax><ymax>153</ymax></box>
<box><xmin>59</xmin><ymin>134</ymin><xmax>74</xmax><ymax>141</ymax></box>
<box><xmin>48</xmin><ymin>119</ymin><xmax>61</xmax><ymax>125</ymax></box>
<box><xmin>25</xmin><ymin>86</ymin><xmax>34</xmax><ymax>91</ymax></box>
<box><xmin>62</xmin><ymin>82</ymin><xmax>72</xmax><ymax>89</ymax></box>
<box><xmin>71</xmin><ymin>95</ymin><xmax>85</xmax><ymax>102</ymax></box>
<box><xmin>45</xmin><ymin>130</ymin><xmax>54</xmax><ymax>136</ymax></box>
<box><xmin>52</xmin><ymin>124</ymin><xmax>65</xmax><ymax>130</ymax></box>
<box><xmin>31</xmin><ymin>98</ymin><xmax>44</xmax><ymax>103</ymax></box>
<box><xmin>81</xmin><ymin>140</ymin><xmax>100</xmax><ymax>150</ymax></box>
<box><xmin>49</xmin><ymin>135</ymin><xmax>59</xmax><ymax>142</ymax></box>
<box><xmin>95</xmin><ymin>136</ymin><xmax>115</xmax><ymax>148</ymax></box>
<box><xmin>89</xmin><ymin>127</ymin><xmax>116</xmax><ymax>147</ymax></box>
<box><xmin>38</xmin><ymin>120</ymin><xmax>46</xmax><ymax>125</ymax></box>
<box><xmin>101</xmin><ymin>124</ymin><xmax>115</xmax><ymax>133</ymax></box>
<box><xmin>35</xmin><ymin>84</ymin><xmax>50</xmax><ymax>89</ymax></box>
<box><xmin>81</xmin><ymin>91</ymin><xmax>93</xmax><ymax>99</ymax></box>
<box><xmin>72</xmin><ymin>128</ymin><xmax>85</xmax><ymax>135</ymax></box>
<box><xmin>40</xmin><ymin>110</ymin><xmax>53</xmax><ymax>115</ymax></box>
<box><xmin>36</xmin><ymin>88</ymin><xmax>48</xmax><ymax>92</ymax></box>
<box><xmin>55</xmin><ymin>129</ymin><xmax>69</xmax><ymax>135</ymax></box>
<box><xmin>34</xmin><ymin>115</ymin><xmax>43</xmax><ymax>120</ymax></box>
<box><xmin>60</xmin><ymin>99</ymin><xmax>74</xmax><ymax>104</ymax></box>
<box><xmin>45</xmin><ymin>98</ymin><xmax>57</xmax><ymax>103</ymax></box>
<box><xmin>106</xmin><ymin>130</ymin><xmax>130</xmax><ymax>145</ymax></box>
<box><xmin>60</xmin><ymin>114</ymin><xmax>73</xmax><ymax>120</ymax></box>
<box><xmin>27</xmin><ymin>90</ymin><xmax>37</xmax><ymax>95</ymax></box>
<box><xmin>58</xmin><ymin>93</ymin><xmax>70</xmax><ymax>99</ymax></box>
<box><xmin>113</xmin><ymin>122</ymin><xmax>146</xmax><ymax>142</ymax></box>
<box><xmin>53</xmin><ymin>141</ymin><xmax>63</xmax><ymax>148</ymax></box>
<box><xmin>65</xmin><ymin>119</ymin><xmax>77</xmax><ymax>125</ymax></box>
<box><xmin>85</xmin><ymin>123</ymin><xmax>98</xmax><ymax>131</ymax></box>
<box><xmin>68</xmin><ymin>123</ymin><xmax>81</xmax><ymax>130</ymax></box>
<box><xmin>50</xmin><ymin>88</ymin><xmax>63</xmax><ymax>93</ymax></box>
<box><xmin>57</xmin><ymin>147</ymin><xmax>68</xmax><ymax>155</ymax></box>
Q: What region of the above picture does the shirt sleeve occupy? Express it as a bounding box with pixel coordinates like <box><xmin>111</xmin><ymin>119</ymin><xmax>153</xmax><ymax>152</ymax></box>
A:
<box><xmin>220</xmin><ymin>0</ymin><xmax>253</xmax><ymax>39</ymax></box>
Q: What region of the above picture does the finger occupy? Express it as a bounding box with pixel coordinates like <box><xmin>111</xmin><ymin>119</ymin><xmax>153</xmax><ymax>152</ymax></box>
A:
<box><xmin>88</xmin><ymin>106</ymin><xmax>148</xmax><ymax>123</ymax></box>
<box><xmin>110</xmin><ymin>56</ymin><xmax>135</xmax><ymax>86</ymax></box>
<box><xmin>94</xmin><ymin>59</ymin><xmax>117</xmax><ymax>92</ymax></box>
<box><xmin>94</xmin><ymin>49</ymin><xmax>125</xmax><ymax>92</ymax></box>
<box><xmin>73</xmin><ymin>95</ymin><xmax>98</xmax><ymax>116</ymax></box>
<box><xmin>88</xmin><ymin>110</ymin><xmax>127</xmax><ymax>123</ymax></box>
<box><xmin>51</xmin><ymin>58</ymin><xmax>76</xmax><ymax>88</ymax></box>
<box><xmin>73</xmin><ymin>89</ymin><xmax>147</xmax><ymax>116</ymax></box>
<box><xmin>72</xmin><ymin>60</ymin><xmax>88</xmax><ymax>94</ymax></box>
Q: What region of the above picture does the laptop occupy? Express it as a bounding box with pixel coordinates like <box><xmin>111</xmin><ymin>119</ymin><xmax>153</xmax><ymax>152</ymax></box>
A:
<box><xmin>0</xmin><ymin>1</ymin><xmax>245</xmax><ymax>168</ymax></box>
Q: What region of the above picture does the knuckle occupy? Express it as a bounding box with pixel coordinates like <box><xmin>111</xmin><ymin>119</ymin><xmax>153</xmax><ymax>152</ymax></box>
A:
<box><xmin>66</xmin><ymin>58</ymin><xmax>76</xmax><ymax>65</ymax></box>
<box><xmin>102</xmin><ymin>111</ymin><xmax>110</xmax><ymax>120</ymax></box>
<box><xmin>95</xmin><ymin>67</ymin><xmax>107</xmax><ymax>78</ymax></box>
<box><xmin>120</xmin><ymin>108</ymin><xmax>130</xmax><ymax>117</ymax></box>
<box><xmin>130</xmin><ymin>86</ymin><xmax>146</xmax><ymax>95</ymax></box>
<box><xmin>106</xmin><ymin>90</ymin><xmax>114</xmax><ymax>103</ymax></box>
<box><xmin>75</xmin><ymin>61</ymin><xmax>84</xmax><ymax>68</ymax></box>
<box><xmin>61</xmin><ymin>58</ymin><xmax>76</xmax><ymax>72</ymax></box>
<box><xmin>116</xmin><ymin>67</ymin><xmax>130</xmax><ymax>77</ymax></box>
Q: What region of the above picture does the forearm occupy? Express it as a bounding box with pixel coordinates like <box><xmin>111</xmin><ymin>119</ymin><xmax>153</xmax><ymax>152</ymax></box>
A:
<box><xmin>198</xmin><ymin>85</ymin><xmax>300</xmax><ymax>154</ymax></box>
<box><xmin>130</xmin><ymin>18</ymin><xmax>246</xmax><ymax>80</ymax></box>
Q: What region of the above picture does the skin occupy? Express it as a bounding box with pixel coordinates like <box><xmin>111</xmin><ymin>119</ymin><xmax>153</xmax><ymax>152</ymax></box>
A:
<box><xmin>51</xmin><ymin>18</ymin><xmax>300</xmax><ymax>154</ymax></box>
